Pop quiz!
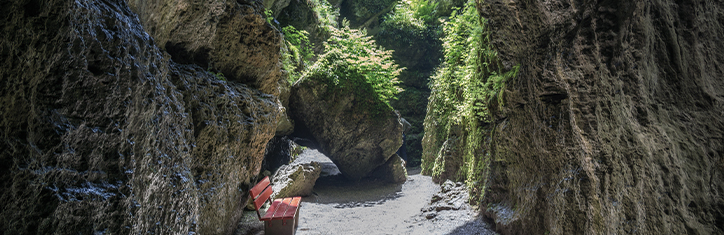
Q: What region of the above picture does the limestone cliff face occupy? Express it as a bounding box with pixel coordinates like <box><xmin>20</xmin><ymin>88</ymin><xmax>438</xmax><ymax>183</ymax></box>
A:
<box><xmin>127</xmin><ymin>0</ymin><xmax>284</xmax><ymax>97</ymax></box>
<box><xmin>478</xmin><ymin>0</ymin><xmax>724</xmax><ymax>234</ymax></box>
<box><xmin>0</xmin><ymin>0</ymin><xmax>280</xmax><ymax>234</ymax></box>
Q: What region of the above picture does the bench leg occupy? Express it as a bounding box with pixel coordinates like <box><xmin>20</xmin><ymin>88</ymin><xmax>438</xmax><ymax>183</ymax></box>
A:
<box><xmin>294</xmin><ymin>205</ymin><xmax>300</xmax><ymax>228</ymax></box>
<box><xmin>265</xmin><ymin>219</ymin><xmax>295</xmax><ymax>235</ymax></box>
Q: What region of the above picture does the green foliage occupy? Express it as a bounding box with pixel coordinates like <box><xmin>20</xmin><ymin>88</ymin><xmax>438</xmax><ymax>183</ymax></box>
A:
<box><xmin>411</xmin><ymin>0</ymin><xmax>439</xmax><ymax>24</ymax></box>
<box><xmin>423</xmin><ymin>0</ymin><xmax>520</xmax><ymax>203</ymax></box>
<box><xmin>208</xmin><ymin>71</ymin><xmax>226</xmax><ymax>81</ymax></box>
<box><xmin>304</xmin><ymin>20</ymin><xmax>403</xmax><ymax>116</ymax></box>
<box><xmin>281</xmin><ymin>25</ymin><xmax>315</xmax><ymax>84</ymax></box>
<box><xmin>378</xmin><ymin>0</ymin><xmax>442</xmax><ymax>62</ymax></box>
<box><xmin>282</xmin><ymin>26</ymin><xmax>314</xmax><ymax>62</ymax></box>
<box><xmin>429</xmin><ymin>1</ymin><xmax>520</xmax><ymax>126</ymax></box>
<box><xmin>264</xmin><ymin>9</ymin><xmax>274</xmax><ymax>25</ymax></box>
<box><xmin>307</xmin><ymin>0</ymin><xmax>338</xmax><ymax>31</ymax></box>
<box><xmin>350</xmin><ymin>0</ymin><xmax>397</xmax><ymax>21</ymax></box>
<box><xmin>382</xmin><ymin>0</ymin><xmax>439</xmax><ymax>32</ymax></box>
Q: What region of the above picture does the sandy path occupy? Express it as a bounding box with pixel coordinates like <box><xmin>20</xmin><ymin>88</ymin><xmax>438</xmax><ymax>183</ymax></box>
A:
<box><xmin>237</xmin><ymin>150</ymin><xmax>496</xmax><ymax>235</ymax></box>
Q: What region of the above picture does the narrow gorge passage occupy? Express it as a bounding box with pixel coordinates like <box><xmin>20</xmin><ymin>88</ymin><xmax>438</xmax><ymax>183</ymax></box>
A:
<box><xmin>237</xmin><ymin>149</ymin><xmax>496</xmax><ymax>235</ymax></box>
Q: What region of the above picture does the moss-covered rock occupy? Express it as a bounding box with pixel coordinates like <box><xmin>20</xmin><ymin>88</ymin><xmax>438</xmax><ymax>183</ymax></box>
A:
<box><xmin>425</xmin><ymin>0</ymin><xmax>724</xmax><ymax>234</ymax></box>
<box><xmin>263</xmin><ymin>0</ymin><xmax>292</xmax><ymax>18</ymax></box>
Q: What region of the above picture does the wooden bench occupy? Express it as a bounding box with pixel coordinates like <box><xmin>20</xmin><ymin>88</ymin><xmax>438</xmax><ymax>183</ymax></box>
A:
<box><xmin>249</xmin><ymin>176</ymin><xmax>301</xmax><ymax>235</ymax></box>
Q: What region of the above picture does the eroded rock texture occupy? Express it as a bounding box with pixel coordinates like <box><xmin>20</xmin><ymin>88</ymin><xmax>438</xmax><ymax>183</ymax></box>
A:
<box><xmin>289</xmin><ymin>78</ymin><xmax>403</xmax><ymax>180</ymax></box>
<box><xmin>0</xmin><ymin>0</ymin><xmax>280</xmax><ymax>234</ymax></box>
<box><xmin>127</xmin><ymin>0</ymin><xmax>284</xmax><ymax>97</ymax></box>
<box><xmin>271</xmin><ymin>161</ymin><xmax>321</xmax><ymax>198</ymax></box>
<box><xmin>367</xmin><ymin>154</ymin><xmax>408</xmax><ymax>184</ymax></box>
<box><xmin>478</xmin><ymin>0</ymin><xmax>724</xmax><ymax>234</ymax></box>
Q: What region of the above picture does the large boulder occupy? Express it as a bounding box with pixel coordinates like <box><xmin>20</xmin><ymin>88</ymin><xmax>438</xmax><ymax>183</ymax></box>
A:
<box><xmin>271</xmin><ymin>161</ymin><xmax>322</xmax><ymax>199</ymax></box>
<box><xmin>289</xmin><ymin>78</ymin><xmax>403</xmax><ymax>180</ymax></box>
<box><xmin>0</xmin><ymin>0</ymin><xmax>280</xmax><ymax>234</ymax></box>
<box><xmin>127</xmin><ymin>0</ymin><xmax>284</xmax><ymax>97</ymax></box>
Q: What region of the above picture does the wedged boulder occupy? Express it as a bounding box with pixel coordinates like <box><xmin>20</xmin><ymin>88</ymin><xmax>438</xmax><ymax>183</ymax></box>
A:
<box><xmin>127</xmin><ymin>0</ymin><xmax>284</xmax><ymax>96</ymax></box>
<box><xmin>368</xmin><ymin>154</ymin><xmax>407</xmax><ymax>184</ymax></box>
<box><xmin>289</xmin><ymin>78</ymin><xmax>403</xmax><ymax>180</ymax></box>
<box><xmin>271</xmin><ymin>162</ymin><xmax>322</xmax><ymax>198</ymax></box>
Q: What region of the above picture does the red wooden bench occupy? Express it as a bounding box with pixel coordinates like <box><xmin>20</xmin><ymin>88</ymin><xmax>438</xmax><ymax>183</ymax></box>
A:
<box><xmin>250</xmin><ymin>176</ymin><xmax>301</xmax><ymax>235</ymax></box>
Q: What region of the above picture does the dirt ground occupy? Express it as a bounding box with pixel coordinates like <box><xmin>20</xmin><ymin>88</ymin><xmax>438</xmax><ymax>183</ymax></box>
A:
<box><xmin>236</xmin><ymin>150</ymin><xmax>496</xmax><ymax>235</ymax></box>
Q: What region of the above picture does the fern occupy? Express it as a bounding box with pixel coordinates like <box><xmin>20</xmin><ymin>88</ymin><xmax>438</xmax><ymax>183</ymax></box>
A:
<box><xmin>304</xmin><ymin>20</ymin><xmax>404</xmax><ymax>116</ymax></box>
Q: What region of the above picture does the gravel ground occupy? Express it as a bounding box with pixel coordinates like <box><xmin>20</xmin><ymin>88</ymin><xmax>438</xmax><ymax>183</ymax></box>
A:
<box><xmin>236</xmin><ymin>150</ymin><xmax>497</xmax><ymax>235</ymax></box>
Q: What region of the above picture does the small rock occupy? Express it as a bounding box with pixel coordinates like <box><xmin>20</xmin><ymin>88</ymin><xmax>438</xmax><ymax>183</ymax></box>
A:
<box><xmin>425</xmin><ymin>212</ymin><xmax>437</xmax><ymax>219</ymax></box>
<box><xmin>271</xmin><ymin>161</ymin><xmax>322</xmax><ymax>198</ymax></box>
<box><xmin>367</xmin><ymin>154</ymin><xmax>407</xmax><ymax>184</ymax></box>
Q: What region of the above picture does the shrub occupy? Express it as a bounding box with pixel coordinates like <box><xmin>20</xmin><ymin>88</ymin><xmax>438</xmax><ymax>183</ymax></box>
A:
<box><xmin>281</xmin><ymin>25</ymin><xmax>315</xmax><ymax>84</ymax></box>
<box><xmin>304</xmin><ymin>20</ymin><xmax>403</xmax><ymax>116</ymax></box>
<box><xmin>381</xmin><ymin>0</ymin><xmax>439</xmax><ymax>32</ymax></box>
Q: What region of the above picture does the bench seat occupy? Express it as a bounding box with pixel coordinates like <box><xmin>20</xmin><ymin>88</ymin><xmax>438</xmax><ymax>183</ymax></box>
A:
<box><xmin>261</xmin><ymin>197</ymin><xmax>301</xmax><ymax>221</ymax></box>
<box><xmin>250</xmin><ymin>176</ymin><xmax>301</xmax><ymax>235</ymax></box>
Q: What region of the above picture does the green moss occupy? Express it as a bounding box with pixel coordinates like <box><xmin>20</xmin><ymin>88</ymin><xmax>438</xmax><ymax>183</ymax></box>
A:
<box><xmin>422</xmin><ymin>0</ymin><xmax>520</xmax><ymax>204</ymax></box>
<box><xmin>208</xmin><ymin>71</ymin><xmax>226</xmax><ymax>81</ymax></box>
<box><xmin>281</xmin><ymin>25</ymin><xmax>315</xmax><ymax>84</ymax></box>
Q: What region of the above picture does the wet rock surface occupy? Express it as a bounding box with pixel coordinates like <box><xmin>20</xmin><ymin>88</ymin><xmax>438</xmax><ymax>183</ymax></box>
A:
<box><xmin>289</xmin><ymin>77</ymin><xmax>403</xmax><ymax>180</ymax></box>
<box><xmin>0</xmin><ymin>0</ymin><xmax>280</xmax><ymax>234</ymax></box>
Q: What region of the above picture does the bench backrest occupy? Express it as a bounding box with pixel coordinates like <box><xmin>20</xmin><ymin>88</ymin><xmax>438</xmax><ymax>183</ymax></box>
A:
<box><xmin>249</xmin><ymin>176</ymin><xmax>273</xmax><ymax>219</ymax></box>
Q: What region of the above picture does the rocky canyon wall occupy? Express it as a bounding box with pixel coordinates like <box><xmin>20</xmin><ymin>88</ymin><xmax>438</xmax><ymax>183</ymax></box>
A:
<box><xmin>0</xmin><ymin>0</ymin><xmax>281</xmax><ymax>234</ymax></box>
<box><xmin>478</xmin><ymin>0</ymin><xmax>724</xmax><ymax>234</ymax></box>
